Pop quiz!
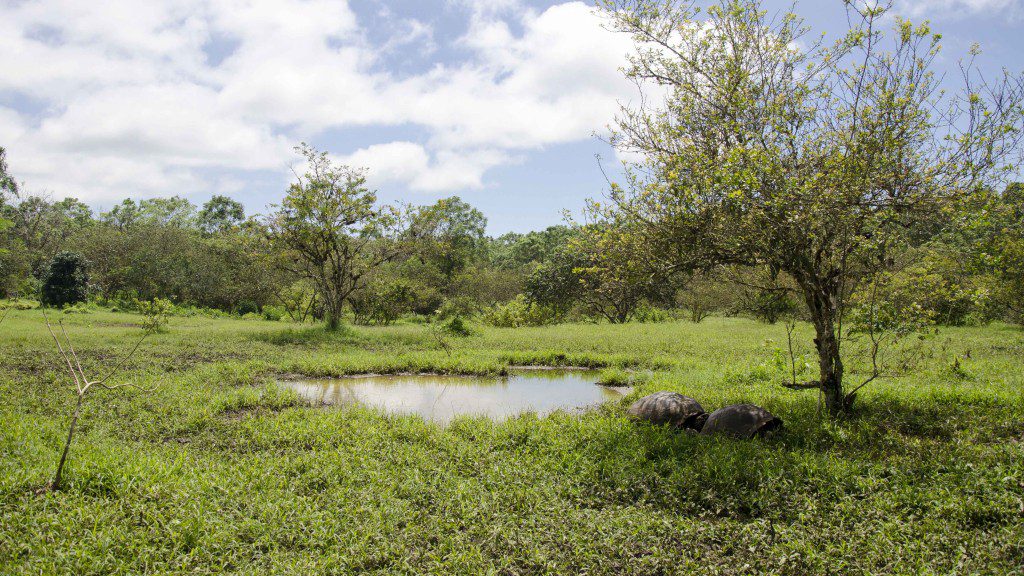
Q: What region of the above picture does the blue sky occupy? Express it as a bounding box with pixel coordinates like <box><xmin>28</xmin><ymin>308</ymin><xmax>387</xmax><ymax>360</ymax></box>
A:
<box><xmin>1</xmin><ymin>0</ymin><xmax>1022</xmax><ymax>233</ymax></box>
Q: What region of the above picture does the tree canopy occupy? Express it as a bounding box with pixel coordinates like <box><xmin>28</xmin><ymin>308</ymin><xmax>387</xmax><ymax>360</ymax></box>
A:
<box><xmin>597</xmin><ymin>0</ymin><xmax>1024</xmax><ymax>414</ymax></box>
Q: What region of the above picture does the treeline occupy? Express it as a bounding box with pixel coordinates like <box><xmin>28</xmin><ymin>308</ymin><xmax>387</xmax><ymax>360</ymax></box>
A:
<box><xmin>0</xmin><ymin>146</ymin><xmax>1021</xmax><ymax>327</ymax></box>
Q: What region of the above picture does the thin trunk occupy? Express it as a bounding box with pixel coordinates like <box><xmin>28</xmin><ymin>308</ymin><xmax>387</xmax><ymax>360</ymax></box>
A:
<box><xmin>52</xmin><ymin>393</ymin><xmax>83</xmax><ymax>491</ymax></box>
<box><xmin>803</xmin><ymin>282</ymin><xmax>846</xmax><ymax>415</ymax></box>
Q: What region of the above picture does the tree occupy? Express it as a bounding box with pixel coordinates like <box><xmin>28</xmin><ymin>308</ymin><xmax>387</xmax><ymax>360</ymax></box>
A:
<box><xmin>100</xmin><ymin>199</ymin><xmax>142</xmax><ymax>231</ymax></box>
<box><xmin>569</xmin><ymin>219</ymin><xmax>672</xmax><ymax>323</ymax></box>
<box><xmin>41</xmin><ymin>251</ymin><xmax>90</xmax><ymax>307</ymax></box>
<box><xmin>43</xmin><ymin>315</ymin><xmax>152</xmax><ymax>491</ymax></box>
<box><xmin>0</xmin><ymin>146</ymin><xmax>17</xmax><ymax>198</ymax></box>
<box><xmin>198</xmin><ymin>195</ymin><xmax>246</xmax><ymax>234</ymax></box>
<box><xmin>410</xmin><ymin>197</ymin><xmax>487</xmax><ymax>286</ymax></box>
<box><xmin>266</xmin><ymin>144</ymin><xmax>406</xmax><ymax>330</ymax></box>
<box><xmin>599</xmin><ymin>0</ymin><xmax>1024</xmax><ymax>414</ymax></box>
<box><xmin>137</xmin><ymin>196</ymin><xmax>197</xmax><ymax>228</ymax></box>
<box><xmin>4</xmin><ymin>195</ymin><xmax>93</xmax><ymax>271</ymax></box>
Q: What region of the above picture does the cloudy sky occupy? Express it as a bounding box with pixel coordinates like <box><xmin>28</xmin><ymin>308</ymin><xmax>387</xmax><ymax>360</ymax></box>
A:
<box><xmin>2</xmin><ymin>0</ymin><xmax>1022</xmax><ymax>233</ymax></box>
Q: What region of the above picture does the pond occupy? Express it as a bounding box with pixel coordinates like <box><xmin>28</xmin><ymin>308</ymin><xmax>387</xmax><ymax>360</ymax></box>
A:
<box><xmin>279</xmin><ymin>369</ymin><xmax>629</xmax><ymax>423</ymax></box>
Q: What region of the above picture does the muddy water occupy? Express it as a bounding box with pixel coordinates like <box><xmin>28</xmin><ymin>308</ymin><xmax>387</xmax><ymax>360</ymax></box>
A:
<box><xmin>280</xmin><ymin>369</ymin><xmax>629</xmax><ymax>423</ymax></box>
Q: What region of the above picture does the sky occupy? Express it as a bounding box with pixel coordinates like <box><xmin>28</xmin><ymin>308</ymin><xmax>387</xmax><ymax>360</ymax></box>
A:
<box><xmin>1</xmin><ymin>0</ymin><xmax>1022</xmax><ymax>234</ymax></box>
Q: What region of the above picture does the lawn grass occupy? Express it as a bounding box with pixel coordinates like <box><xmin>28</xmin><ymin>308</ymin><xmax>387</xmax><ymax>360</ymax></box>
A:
<box><xmin>1</xmin><ymin>309</ymin><xmax>1023</xmax><ymax>574</ymax></box>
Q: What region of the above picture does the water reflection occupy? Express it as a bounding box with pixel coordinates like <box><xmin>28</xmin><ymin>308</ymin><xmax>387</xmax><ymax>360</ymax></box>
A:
<box><xmin>280</xmin><ymin>369</ymin><xmax>629</xmax><ymax>423</ymax></box>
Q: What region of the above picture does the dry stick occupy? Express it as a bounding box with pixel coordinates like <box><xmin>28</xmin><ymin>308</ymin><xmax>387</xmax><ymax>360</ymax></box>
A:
<box><xmin>43</xmin><ymin>312</ymin><xmax>152</xmax><ymax>491</ymax></box>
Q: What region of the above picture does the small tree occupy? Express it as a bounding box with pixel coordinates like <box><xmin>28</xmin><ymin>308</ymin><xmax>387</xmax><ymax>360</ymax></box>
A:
<box><xmin>599</xmin><ymin>0</ymin><xmax>1024</xmax><ymax>414</ymax></box>
<box><xmin>570</xmin><ymin>219</ymin><xmax>671</xmax><ymax>323</ymax></box>
<box><xmin>266</xmin><ymin>144</ymin><xmax>406</xmax><ymax>330</ymax></box>
<box><xmin>43</xmin><ymin>314</ymin><xmax>152</xmax><ymax>491</ymax></box>
<box><xmin>41</xmin><ymin>251</ymin><xmax>90</xmax><ymax>307</ymax></box>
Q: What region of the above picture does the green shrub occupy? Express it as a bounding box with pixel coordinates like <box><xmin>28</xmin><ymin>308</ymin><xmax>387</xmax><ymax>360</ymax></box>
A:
<box><xmin>442</xmin><ymin>315</ymin><xmax>473</xmax><ymax>337</ymax></box>
<box><xmin>350</xmin><ymin>280</ymin><xmax>415</xmax><ymax>326</ymax></box>
<box><xmin>262</xmin><ymin>305</ymin><xmax>286</xmax><ymax>322</ymax></box>
<box><xmin>235</xmin><ymin>300</ymin><xmax>260</xmax><ymax>316</ymax></box>
<box><xmin>480</xmin><ymin>295</ymin><xmax>561</xmax><ymax>327</ymax></box>
<box><xmin>41</xmin><ymin>251</ymin><xmax>90</xmax><ymax>307</ymax></box>
<box><xmin>135</xmin><ymin>297</ymin><xmax>171</xmax><ymax>333</ymax></box>
<box><xmin>633</xmin><ymin>305</ymin><xmax>672</xmax><ymax>323</ymax></box>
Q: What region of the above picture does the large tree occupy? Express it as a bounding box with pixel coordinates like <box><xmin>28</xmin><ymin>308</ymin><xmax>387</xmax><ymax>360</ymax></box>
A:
<box><xmin>599</xmin><ymin>0</ymin><xmax>1024</xmax><ymax>414</ymax></box>
<box><xmin>266</xmin><ymin>144</ymin><xmax>406</xmax><ymax>330</ymax></box>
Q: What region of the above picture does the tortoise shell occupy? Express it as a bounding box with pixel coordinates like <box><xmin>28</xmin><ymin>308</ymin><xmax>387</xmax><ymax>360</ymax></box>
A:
<box><xmin>700</xmin><ymin>404</ymin><xmax>782</xmax><ymax>438</ymax></box>
<box><xmin>627</xmin><ymin>392</ymin><xmax>707</xmax><ymax>431</ymax></box>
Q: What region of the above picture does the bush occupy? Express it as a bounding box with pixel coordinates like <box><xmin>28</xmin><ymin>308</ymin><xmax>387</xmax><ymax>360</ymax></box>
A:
<box><xmin>350</xmin><ymin>280</ymin><xmax>415</xmax><ymax>326</ymax></box>
<box><xmin>633</xmin><ymin>305</ymin><xmax>672</xmax><ymax>323</ymax></box>
<box><xmin>235</xmin><ymin>300</ymin><xmax>260</xmax><ymax>316</ymax></box>
<box><xmin>480</xmin><ymin>295</ymin><xmax>562</xmax><ymax>328</ymax></box>
<box><xmin>41</xmin><ymin>251</ymin><xmax>90</xmax><ymax>307</ymax></box>
<box><xmin>262</xmin><ymin>305</ymin><xmax>286</xmax><ymax>322</ymax></box>
<box><xmin>135</xmin><ymin>297</ymin><xmax>171</xmax><ymax>333</ymax></box>
<box><xmin>442</xmin><ymin>315</ymin><xmax>473</xmax><ymax>337</ymax></box>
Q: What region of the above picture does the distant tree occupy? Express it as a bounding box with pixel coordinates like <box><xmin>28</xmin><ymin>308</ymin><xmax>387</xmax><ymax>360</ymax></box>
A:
<box><xmin>41</xmin><ymin>251</ymin><xmax>90</xmax><ymax>307</ymax></box>
<box><xmin>599</xmin><ymin>0</ymin><xmax>1024</xmax><ymax>414</ymax></box>
<box><xmin>0</xmin><ymin>147</ymin><xmax>17</xmax><ymax>198</ymax></box>
<box><xmin>266</xmin><ymin>144</ymin><xmax>406</xmax><ymax>330</ymax></box>
<box><xmin>138</xmin><ymin>196</ymin><xmax>197</xmax><ymax>228</ymax></box>
<box><xmin>100</xmin><ymin>199</ymin><xmax>142</xmax><ymax>231</ymax></box>
<box><xmin>411</xmin><ymin>197</ymin><xmax>487</xmax><ymax>285</ymax></box>
<box><xmin>198</xmin><ymin>195</ymin><xmax>246</xmax><ymax>234</ymax></box>
<box><xmin>570</xmin><ymin>219</ymin><xmax>670</xmax><ymax>323</ymax></box>
<box><xmin>526</xmin><ymin>244</ymin><xmax>585</xmax><ymax>318</ymax></box>
<box><xmin>971</xmin><ymin>183</ymin><xmax>1024</xmax><ymax>323</ymax></box>
<box><xmin>4</xmin><ymin>195</ymin><xmax>92</xmax><ymax>271</ymax></box>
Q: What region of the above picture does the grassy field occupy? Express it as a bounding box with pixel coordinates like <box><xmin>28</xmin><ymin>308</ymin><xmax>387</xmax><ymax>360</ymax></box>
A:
<box><xmin>1</xmin><ymin>308</ymin><xmax>1022</xmax><ymax>574</ymax></box>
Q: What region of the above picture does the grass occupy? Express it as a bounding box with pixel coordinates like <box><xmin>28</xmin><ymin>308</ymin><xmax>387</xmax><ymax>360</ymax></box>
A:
<box><xmin>1</xmin><ymin>308</ymin><xmax>1023</xmax><ymax>574</ymax></box>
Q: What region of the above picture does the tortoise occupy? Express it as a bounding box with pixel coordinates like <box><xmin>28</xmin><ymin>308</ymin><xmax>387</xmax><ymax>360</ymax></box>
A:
<box><xmin>627</xmin><ymin>392</ymin><xmax>708</xmax><ymax>431</ymax></box>
<box><xmin>700</xmin><ymin>404</ymin><xmax>783</xmax><ymax>439</ymax></box>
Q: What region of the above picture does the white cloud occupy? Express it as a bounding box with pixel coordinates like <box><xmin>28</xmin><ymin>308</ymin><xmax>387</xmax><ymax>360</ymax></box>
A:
<box><xmin>337</xmin><ymin>142</ymin><xmax>515</xmax><ymax>192</ymax></box>
<box><xmin>0</xmin><ymin>0</ymin><xmax>634</xmax><ymax>204</ymax></box>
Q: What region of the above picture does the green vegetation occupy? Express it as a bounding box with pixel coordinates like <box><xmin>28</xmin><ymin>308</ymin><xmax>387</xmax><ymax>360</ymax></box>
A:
<box><xmin>2</xmin><ymin>308</ymin><xmax>1022</xmax><ymax>574</ymax></box>
<box><xmin>3</xmin><ymin>1</ymin><xmax>1024</xmax><ymax>573</ymax></box>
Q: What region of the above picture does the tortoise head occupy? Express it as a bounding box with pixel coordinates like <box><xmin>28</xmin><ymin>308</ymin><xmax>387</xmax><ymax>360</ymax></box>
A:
<box><xmin>685</xmin><ymin>412</ymin><xmax>709</xmax><ymax>432</ymax></box>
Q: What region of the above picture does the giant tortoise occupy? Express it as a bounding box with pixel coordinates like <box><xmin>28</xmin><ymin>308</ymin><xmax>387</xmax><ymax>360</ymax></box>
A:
<box><xmin>627</xmin><ymin>392</ymin><xmax>708</xmax><ymax>431</ymax></box>
<box><xmin>700</xmin><ymin>404</ymin><xmax>782</xmax><ymax>438</ymax></box>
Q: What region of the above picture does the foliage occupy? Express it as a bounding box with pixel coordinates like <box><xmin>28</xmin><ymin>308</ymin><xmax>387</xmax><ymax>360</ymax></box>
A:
<box><xmin>261</xmin><ymin>305</ymin><xmax>286</xmax><ymax>322</ymax></box>
<box><xmin>40</xmin><ymin>251</ymin><xmax>91</xmax><ymax>307</ymax></box>
<box><xmin>265</xmin><ymin>144</ymin><xmax>406</xmax><ymax>330</ymax></box>
<box><xmin>349</xmin><ymin>279</ymin><xmax>416</xmax><ymax>326</ymax></box>
<box><xmin>480</xmin><ymin>294</ymin><xmax>563</xmax><ymax>328</ymax></box>
<box><xmin>569</xmin><ymin>219</ymin><xmax>673</xmax><ymax>323</ymax></box>
<box><xmin>197</xmin><ymin>195</ymin><xmax>245</xmax><ymax>235</ymax></box>
<box><xmin>441</xmin><ymin>315</ymin><xmax>473</xmax><ymax>337</ymax></box>
<box><xmin>410</xmin><ymin>197</ymin><xmax>487</xmax><ymax>286</ymax></box>
<box><xmin>135</xmin><ymin>297</ymin><xmax>172</xmax><ymax>333</ymax></box>
<box><xmin>598</xmin><ymin>0</ymin><xmax>1024</xmax><ymax>414</ymax></box>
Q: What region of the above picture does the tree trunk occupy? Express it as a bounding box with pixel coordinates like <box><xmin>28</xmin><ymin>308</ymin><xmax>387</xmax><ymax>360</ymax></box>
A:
<box><xmin>802</xmin><ymin>283</ymin><xmax>846</xmax><ymax>416</ymax></box>
<box><xmin>52</xmin><ymin>393</ymin><xmax>83</xmax><ymax>491</ymax></box>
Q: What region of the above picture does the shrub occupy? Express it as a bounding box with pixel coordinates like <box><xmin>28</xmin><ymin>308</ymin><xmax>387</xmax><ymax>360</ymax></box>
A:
<box><xmin>442</xmin><ymin>315</ymin><xmax>473</xmax><ymax>337</ymax></box>
<box><xmin>350</xmin><ymin>280</ymin><xmax>415</xmax><ymax>326</ymax></box>
<box><xmin>633</xmin><ymin>305</ymin><xmax>671</xmax><ymax>323</ymax></box>
<box><xmin>135</xmin><ymin>297</ymin><xmax>171</xmax><ymax>333</ymax></box>
<box><xmin>480</xmin><ymin>295</ymin><xmax>561</xmax><ymax>328</ymax></box>
<box><xmin>41</xmin><ymin>251</ymin><xmax>90</xmax><ymax>307</ymax></box>
<box><xmin>235</xmin><ymin>300</ymin><xmax>260</xmax><ymax>316</ymax></box>
<box><xmin>262</xmin><ymin>305</ymin><xmax>286</xmax><ymax>322</ymax></box>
